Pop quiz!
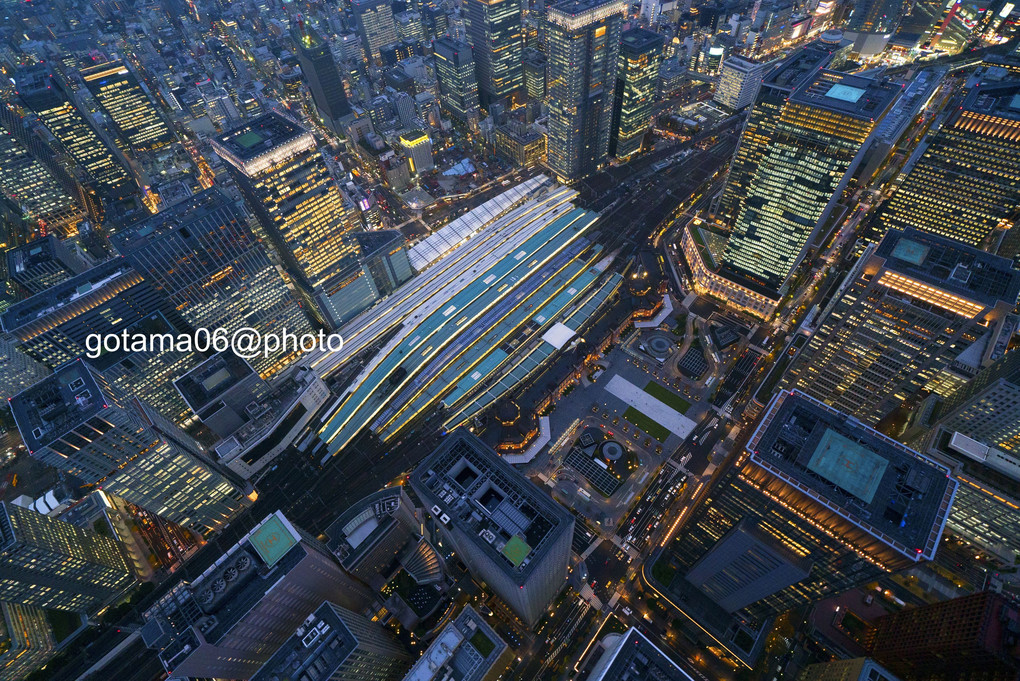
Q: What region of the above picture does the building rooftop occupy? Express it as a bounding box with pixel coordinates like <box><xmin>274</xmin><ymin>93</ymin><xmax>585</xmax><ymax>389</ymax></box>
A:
<box><xmin>789</xmin><ymin>70</ymin><xmax>901</xmax><ymax>120</ymax></box>
<box><xmin>761</xmin><ymin>42</ymin><xmax>837</xmax><ymax>91</ymax></box>
<box><xmin>875</xmin><ymin>229</ymin><xmax>1020</xmax><ymax>309</ymax></box>
<box><xmin>0</xmin><ymin>259</ymin><xmax>139</xmax><ymax>334</ymax></box>
<box><xmin>547</xmin><ymin>0</ymin><xmax>627</xmax><ymax>26</ymax></box>
<box><xmin>589</xmin><ymin>628</ymin><xmax>694</xmax><ymax>681</ymax></box>
<box><xmin>250</xmin><ymin>602</ymin><xmax>361</xmax><ymax>681</ymax></box>
<box><xmin>173</xmin><ymin>352</ymin><xmax>258</xmax><ymax>417</ymax></box>
<box><xmin>410</xmin><ymin>431</ymin><xmax>573</xmax><ymax>584</ymax></box>
<box><xmin>620</xmin><ymin>27</ymin><xmax>665</xmax><ymax>52</ymax></box>
<box><xmin>13</xmin><ymin>64</ymin><xmax>65</xmax><ymax>110</ymax></box>
<box><xmin>212</xmin><ymin>112</ymin><xmax>314</xmax><ymax>175</ymax></box>
<box><xmin>9</xmin><ymin>361</ymin><xmax>111</xmax><ymax>454</ymax></box>
<box><xmin>5</xmin><ymin>236</ymin><xmax>77</xmax><ymax>282</ymax></box>
<box><xmin>747</xmin><ymin>391</ymin><xmax>956</xmax><ymax>561</ymax></box>
<box><xmin>324</xmin><ymin>486</ymin><xmax>409</xmax><ymax>570</ymax></box>
<box><xmin>962</xmin><ymin>78</ymin><xmax>1020</xmax><ymax>120</ymax></box>
<box><xmin>402</xmin><ymin>606</ymin><xmax>507</xmax><ymax>681</ymax></box>
<box><xmin>111</xmin><ymin>188</ymin><xmax>242</xmax><ymax>255</ymax></box>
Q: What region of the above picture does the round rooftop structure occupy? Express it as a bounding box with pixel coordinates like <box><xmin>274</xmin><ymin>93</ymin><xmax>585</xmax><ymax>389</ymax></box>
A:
<box><xmin>601</xmin><ymin>441</ymin><xmax>624</xmax><ymax>462</ymax></box>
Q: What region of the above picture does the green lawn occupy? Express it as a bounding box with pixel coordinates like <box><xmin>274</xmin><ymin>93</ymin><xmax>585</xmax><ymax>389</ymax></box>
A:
<box><xmin>470</xmin><ymin>629</ymin><xmax>496</xmax><ymax>657</ymax></box>
<box><xmin>623</xmin><ymin>407</ymin><xmax>669</xmax><ymax>442</ymax></box>
<box><xmin>643</xmin><ymin>380</ymin><xmax>691</xmax><ymax>414</ymax></box>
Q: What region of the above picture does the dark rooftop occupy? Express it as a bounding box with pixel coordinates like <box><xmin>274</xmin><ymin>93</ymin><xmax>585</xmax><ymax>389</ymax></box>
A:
<box><xmin>590</xmin><ymin>628</ymin><xmax>693</xmax><ymax>681</ymax></box>
<box><xmin>761</xmin><ymin>42</ymin><xmax>838</xmax><ymax>91</ymax></box>
<box><xmin>876</xmin><ymin>229</ymin><xmax>1020</xmax><ymax>308</ymax></box>
<box><xmin>0</xmin><ymin>259</ymin><xmax>139</xmax><ymax>333</ymax></box>
<box><xmin>620</xmin><ymin>27</ymin><xmax>665</xmax><ymax>53</ymax></box>
<box><xmin>962</xmin><ymin>78</ymin><xmax>1020</xmax><ymax>120</ymax></box>
<box><xmin>173</xmin><ymin>351</ymin><xmax>257</xmax><ymax>415</ymax></box>
<box><xmin>9</xmin><ymin>361</ymin><xmax>110</xmax><ymax>453</ymax></box>
<box><xmin>250</xmin><ymin>602</ymin><xmax>358</xmax><ymax>681</ymax></box>
<box><xmin>111</xmin><ymin>188</ymin><xmax>241</xmax><ymax>255</ymax></box>
<box><xmin>748</xmin><ymin>391</ymin><xmax>956</xmax><ymax>561</ymax></box>
<box><xmin>410</xmin><ymin>431</ymin><xmax>573</xmax><ymax>584</ymax></box>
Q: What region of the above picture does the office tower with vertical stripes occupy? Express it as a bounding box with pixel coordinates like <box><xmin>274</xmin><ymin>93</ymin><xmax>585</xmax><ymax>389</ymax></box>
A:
<box><xmin>14</xmin><ymin>64</ymin><xmax>135</xmax><ymax>203</ymax></box>
<box><xmin>112</xmin><ymin>188</ymin><xmax>314</xmax><ymax>378</ymax></box>
<box><xmin>80</xmin><ymin>59</ymin><xmax>173</xmax><ymax>153</ymax></box>
<box><xmin>463</xmin><ymin>0</ymin><xmax>524</xmax><ymax>108</ymax></box>
<box><xmin>212</xmin><ymin>113</ymin><xmax>362</xmax><ymax>330</ymax></box>
<box><xmin>292</xmin><ymin>24</ymin><xmax>352</xmax><ymax>133</ymax></box>
<box><xmin>545</xmin><ymin>0</ymin><xmax>627</xmax><ymax>182</ymax></box>
<box><xmin>783</xmin><ymin>230</ymin><xmax>1020</xmax><ymax>425</ymax></box>
<box><xmin>610</xmin><ymin>28</ymin><xmax>664</xmax><ymax>160</ymax></box>
<box><xmin>0</xmin><ymin>105</ymin><xmax>87</xmax><ymax>237</ymax></box>
<box><xmin>10</xmin><ymin>362</ymin><xmax>252</xmax><ymax>535</ymax></box>
<box><xmin>878</xmin><ymin>80</ymin><xmax>1020</xmax><ymax>253</ymax></box>
<box><xmin>352</xmin><ymin>0</ymin><xmax>399</xmax><ymax>63</ymax></box>
<box><xmin>0</xmin><ymin>501</ymin><xmax>134</xmax><ymax>612</ymax></box>
<box><xmin>433</xmin><ymin>38</ymin><xmax>481</xmax><ymax>122</ymax></box>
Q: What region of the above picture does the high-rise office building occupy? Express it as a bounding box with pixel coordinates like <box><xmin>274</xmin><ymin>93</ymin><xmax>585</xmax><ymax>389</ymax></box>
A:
<box><xmin>783</xmin><ymin>230</ymin><xmax>1020</xmax><ymax>425</ymax></box>
<box><xmin>713</xmin><ymin>56</ymin><xmax>770</xmax><ymax>111</ymax></box>
<box><xmin>252</xmin><ymin>601</ymin><xmax>409</xmax><ymax>681</ymax></box>
<box><xmin>14</xmin><ymin>64</ymin><xmax>135</xmax><ymax>203</ymax></box>
<box><xmin>523</xmin><ymin>49</ymin><xmax>547</xmax><ymax>100</ymax></box>
<box><xmin>433</xmin><ymin>38</ymin><xmax>481</xmax><ymax>122</ymax></box>
<box><xmin>866</xmin><ymin>591</ymin><xmax>1020</xmax><ymax>681</ymax></box>
<box><xmin>5</xmin><ymin>235</ymin><xmax>87</xmax><ymax>295</ymax></box>
<box><xmin>878</xmin><ymin>80</ymin><xmax>1020</xmax><ymax>252</ymax></box>
<box><xmin>111</xmin><ymin>188</ymin><xmax>313</xmax><ymax>378</ymax></box>
<box><xmin>798</xmin><ymin>658</ymin><xmax>900</xmax><ymax>681</ymax></box>
<box><xmin>716</xmin><ymin>44</ymin><xmax>837</xmax><ymax>226</ymax></box>
<box><xmin>719</xmin><ymin>70</ymin><xmax>898</xmax><ymax>293</ymax></box>
<box><xmin>0</xmin><ymin>106</ymin><xmax>86</xmax><ymax>237</ymax></box>
<box><xmin>10</xmin><ymin>362</ymin><xmax>252</xmax><ymax>535</ymax></box>
<box><xmin>463</xmin><ymin>0</ymin><xmax>524</xmax><ymax>108</ymax></box>
<box><xmin>914</xmin><ymin>351</ymin><xmax>1020</xmax><ymax>562</ymax></box>
<box><xmin>212</xmin><ymin>113</ymin><xmax>362</xmax><ymax>330</ymax></box>
<box><xmin>656</xmin><ymin>391</ymin><xmax>955</xmax><ymax>644</ymax></box>
<box><xmin>401</xmin><ymin>606</ymin><xmax>512</xmax><ymax>681</ymax></box>
<box><xmin>494</xmin><ymin>121</ymin><xmax>547</xmax><ymax>167</ymax></box>
<box><xmin>141</xmin><ymin>511</ymin><xmax>372</xmax><ymax>680</ymax></box>
<box><xmin>0</xmin><ymin>603</ymin><xmax>57</xmax><ymax>681</ymax></box>
<box><xmin>545</xmin><ymin>0</ymin><xmax>627</xmax><ymax>182</ymax></box>
<box><xmin>0</xmin><ymin>258</ymin><xmax>199</xmax><ymax>420</ymax></box>
<box><xmin>399</xmin><ymin>129</ymin><xmax>434</xmax><ymax>174</ymax></box>
<box><xmin>610</xmin><ymin>28</ymin><xmax>664</xmax><ymax>160</ymax></box>
<box><xmin>0</xmin><ymin>338</ymin><xmax>50</xmax><ymax>401</ymax></box>
<box><xmin>80</xmin><ymin>59</ymin><xmax>172</xmax><ymax>153</ymax></box>
<box><xmin>587</xmin><ymin>628</ymin><xmax>693</xmax><ymax>681</ymax></box>
<box><xmin>352</xmin><ymin>0</ymin><xmax>399</xmax><ymax>63</ymax></box>
<box><xmin>292</xmin><ymin>24</ymin><xmax>352</xmax><ymax>133</ymax></box>
<box><xmin>0</xmin><ymin>501</ymin><xmax>134</xmax><ymax>612</ymax></box>
<box><xmin>410</xmin><ymin>431</ymin><xmax>574</xmax><ymax>626</ymax></box>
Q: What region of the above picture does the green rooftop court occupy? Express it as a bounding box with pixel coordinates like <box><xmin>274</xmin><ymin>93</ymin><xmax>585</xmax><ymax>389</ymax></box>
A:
<box><xmin>502</xmin><ymin>536</ymin><xmax>531</xmax><ymax>567</ymax></box>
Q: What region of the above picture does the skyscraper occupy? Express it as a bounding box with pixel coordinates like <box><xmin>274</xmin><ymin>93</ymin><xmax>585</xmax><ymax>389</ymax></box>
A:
<box><xmin>587</xmin><ymin>628</ymin><xmax>693</xmax><ymax>681</ymax></box>
<box><xmin>251</xmin><ymin>601</ymin><xmax>409</xmax><ymax>681</ymax></box>
<box><xmin>0</xmin><ymin>338</ymin><xmax>50</xmax><ymax>401</ymax></box>
<box><xmin>655</xmin><ymin>391</ymin><xmax>955</xmax><ymax>645</ymax></box>
<box><xmin>610</xmin><ymin>28</ymin><xmax>664</xmax><ymax>160</ymax></box>
<box><xmin>463</xmin><ymin>0</ymin><xmax>524</xmax><ymax>108</ymax></box>
<box><xmin>433</xmin><ymin>37</ymin><xmax>481</xmax><ymax>122</ymax></box>
<box><xmin>212</xmin><ymin>113</ymin><xmax>362</xmax><ymax>330</ymax></box>
<box><xmin>713</xmin><ymin>56</ymin><xmax>770</xmax><ymax>111</ymax></box>
<box><xmin>352</xmin><ymin>0</ymin><xmax>399</xmax><ymax>63</ymax></box>
<box><xmin>783</xmin><ymin>230</ymin><xmax>1020</xmax><ymax>425</ymax></box>
<box><xmin>14</xmin><ymin>64</ymin><xmax>135</xmax><ymax>203</ymax></box>
<box><xmin>716</xmin><ymin>44</ymin><xmax>837</xmax><ymax>226</ymax></box>
<box><xmin>10</xmin><ymin>362</ymin><xmax>252</xmax><ymax>535</ymax></box>
<box><xmin>0</xmin><ymin>105</ymin><xmax>86</xmax><ymax>237</ymax></box>
<box><xmin>401</xmin><ymin>606</ymin><xmax>512</xmax><ymax>681</ymax></box>
<box><xmin>5</xmin><ymin>235</ymin><xmax>87</xmax><ymax>295</ymax></box>
<box><xmin>80</xmin><ymin>59</ymin><xmax>173</xmax><ymax>153</ymax></box>
<box><xmin>0</xmin><ymin>603</ymin><xmax>57</xmax><ymax>681</ymax></box>
<box><xmin>719</xmin><ymin>70</ymin><xmax>898</xmax><ymax>293</ymax></box>
<box><xmin>0</xmin><ymin>501</ymin><xmax>134</xmax><ymax>612</ymax></box>
<box><xmin>111</xmin><ymin>188</ymin><xmax>314</xmax><ymax>378</ymax></box>
<box><xmin>914</xmin><ymin>351</ymin><xmax>1020</xmax><ymax>562</ymax></box>
<box><xmin>410</xmin><ymin>431</ymin><xmax>574</xmax><ymax>626</ymax></box>
<box><xmin>878</xmin><ymin>80</ymin><xmax>1020</xmax><ymax>253</ymax></box>
<box><xmin>545</xmin><ymin>0</ymin><xmax>627</xmax><ymax>182</ymax></box>
<box><xmin>141</xmin><ymin>511</ymin><xmax>372</xmax><ymax>680</ymax></box>
<box><xmin>399</xmin><ymin>129</ymin><xmax>434</xmax><ymax>174</ymax></box>
<box><xmin>866</xmin><ymin>591</ymin><xmax>1020</xmax><ymax>681</ymax></box>
<box><xmin>292</xmin><ymin>24</ymin><xmax>352</xmax><ymax>133</ymax></box>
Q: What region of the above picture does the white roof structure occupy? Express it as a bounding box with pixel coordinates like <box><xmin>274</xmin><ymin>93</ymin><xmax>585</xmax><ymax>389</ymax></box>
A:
<box><xmin>409</xmin><ymin>175</ymin><xmax>552</xmax><ymax>271</ymax></box>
